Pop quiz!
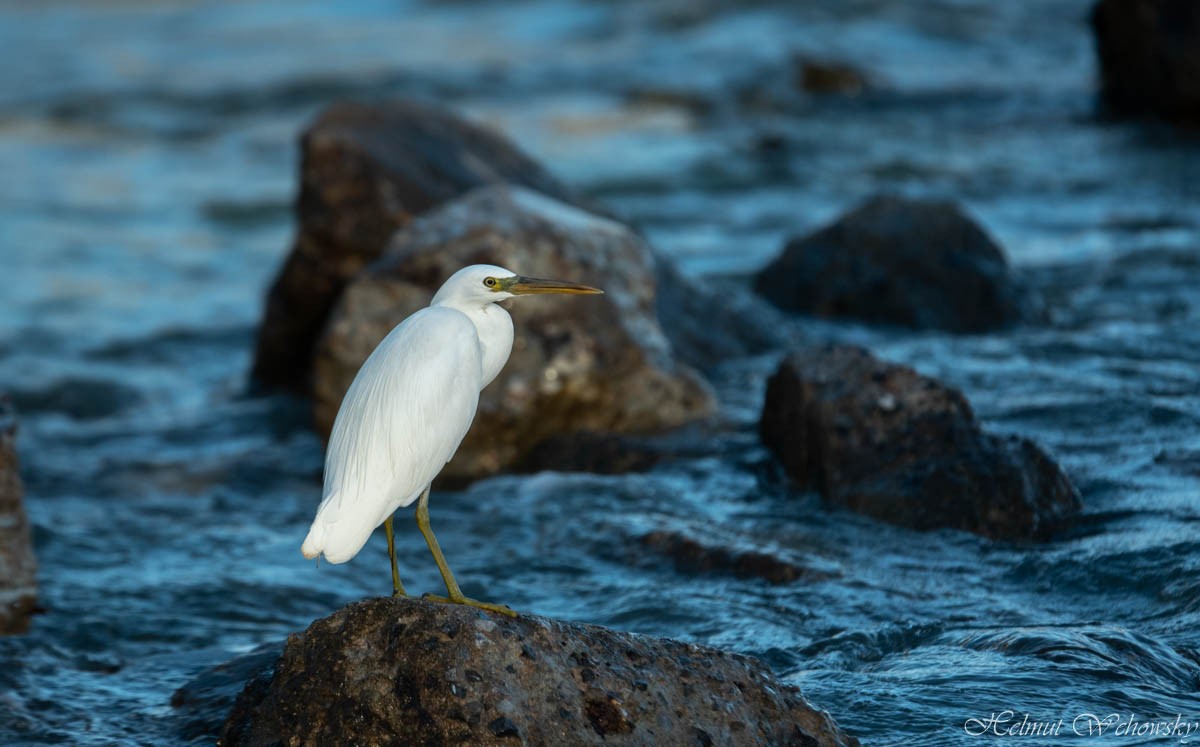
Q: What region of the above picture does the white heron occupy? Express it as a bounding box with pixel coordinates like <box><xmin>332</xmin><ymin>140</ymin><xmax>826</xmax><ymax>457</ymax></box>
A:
<box><xmin>301</xmin><ymin>264</ymin><xmax>602</xmax><ymax>615</ymax></box>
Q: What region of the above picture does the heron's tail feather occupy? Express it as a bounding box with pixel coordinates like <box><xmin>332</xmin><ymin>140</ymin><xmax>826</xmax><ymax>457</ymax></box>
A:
<box><xmin>300</xmin><ymin>491</ymin><xmax>376</xmax><ymax>564</ymax></box>
<box><xmin>301</xmin><ymin>490</ymin><xmax>338</xmax><ymax>561</ymax></box>
<box><xmin>300</xmin><ymin>521</ymin><xmax>326</xmax><ymax>560</ymax></box>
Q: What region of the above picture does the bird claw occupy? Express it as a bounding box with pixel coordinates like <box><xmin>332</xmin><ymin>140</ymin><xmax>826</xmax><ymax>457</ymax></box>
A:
<box><xmin>422</xmin><ymin>592</ymin><xmax>517</xmax><ymax>617</ymax></box>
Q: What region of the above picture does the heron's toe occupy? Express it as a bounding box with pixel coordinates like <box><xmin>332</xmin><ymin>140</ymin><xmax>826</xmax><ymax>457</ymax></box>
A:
<box><xmin>422</xmin><ymin>592</ymin><xmax>517</xmax><ymax>617</ymax></box>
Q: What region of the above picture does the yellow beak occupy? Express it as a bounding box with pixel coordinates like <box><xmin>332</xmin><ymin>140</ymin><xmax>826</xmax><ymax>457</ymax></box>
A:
<box><xmin>504</xmin><ymin>276</ymin><xmax>604</xmax><ymax>295</ymax></box>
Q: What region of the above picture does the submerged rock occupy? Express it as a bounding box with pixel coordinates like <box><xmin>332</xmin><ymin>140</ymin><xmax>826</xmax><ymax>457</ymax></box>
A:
<box><xmin>251</xmin><ymin>99</ymin><xmax>595</xmax><ymax>392</ymax></box>
<box><xmin>759</xmin><ymin>346</ymin><xmax>1081</xmax><ymax>541</ymax></box>
<box><xmin>638</xmin><ymin>530</ymin><xmax>836</xmax><ymax>585</ymax></box>
<box><xmin>172</xmin><ymin>644</ymin><xmax>284</xmax><ymax>744</ymax></box>
<box><xmin>754</xmin><ymin>195</ymin><xmax>1025</xmax><ymax>332</ymax></box>
<box><xmin>1091</xmin><ymin>0</ymin><xmax>1200</xmax><ymax>125</ymax></box>
<box><xmin>8</xmin><ymin>375</ymin><xmax>142</xmax><ymax>421</ymax></box>
<box><xmin>0</xmin><ymin>399</ymin><xmax>37</xmax><ymax>634</ymax></box>
<box><xmin>794</xmin><ymin>57</ymin><xmax>870</xmax><ymax>95</ymax></box>
<box><xmin>313</xmin><ymin>185</ymin><xmax>716</xmax><ymax>482</ymax></box>
<box><xmin>219</xmin><ymin>597</ymin><xmax>857</xmax><ymax>747</ymax></box>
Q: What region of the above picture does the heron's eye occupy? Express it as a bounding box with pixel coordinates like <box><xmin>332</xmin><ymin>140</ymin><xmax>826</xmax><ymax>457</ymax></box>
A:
<box><xmin>483</xmin><ymin>277</ymin><xmax>498</xmax><ymax>288</ymax></box>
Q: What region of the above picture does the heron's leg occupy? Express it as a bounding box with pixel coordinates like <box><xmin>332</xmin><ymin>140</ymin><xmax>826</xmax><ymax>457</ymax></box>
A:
<box><xmin>384</xmin><ymin>515</ymin><xmax>407</xmax><ymax>597</ymax></box>
<box><xmin>415</xmin><ymin>486</ymin><xmax>515</xmax><ymax>617</ymax></box>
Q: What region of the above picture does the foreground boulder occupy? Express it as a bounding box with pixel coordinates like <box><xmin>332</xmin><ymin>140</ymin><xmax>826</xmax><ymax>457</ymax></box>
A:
<box><xmin>313</xmin><ymin>186</ymin><xmax>716</xmax><ymax>481</ymax></box>
<box><xmin>1091</xmin><ymin>0</ymin><xmax>1200</xmax><ymax>125</ymax></box>
<box><xmin>760</xmin><ymin>346</ymin><xmax>1081</xmax><ymax>541</ymax></box>
<box><xmin>754</xmin><ymin>195</ymin><xmax>1025</xmax><ymax>332</ymax></box>
<box><xmin>252</xmin><ymin>99</ymin><xmax>596</xmax><ymax>391</ymax></box>
<box><xmin>0</xmin><ymin>399</ymin><xmax>37</xmax><ymax>634</ymax></box>
<box><xmin>219</xmin><ymin>597</ymin><xmax>857</xmax><ymax>747</ymax></box>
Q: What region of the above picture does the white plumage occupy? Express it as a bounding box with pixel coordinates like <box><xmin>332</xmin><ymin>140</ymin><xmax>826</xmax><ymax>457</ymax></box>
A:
<box><xmin>299</xmin><ymin>263</ymin><xmax>601</xmax><ymax>612</ymax></box>
<box><xmin>301</xmin><ymin>306</ymin><xmax>483</xmax><ymax>562</ymax></box>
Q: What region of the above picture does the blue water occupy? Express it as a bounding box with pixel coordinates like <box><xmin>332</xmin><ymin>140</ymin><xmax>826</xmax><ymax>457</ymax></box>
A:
<box><xmin>1</xmin><ymin>1</ymin><xmax>1199</xmax><ymax>745</ymax></box>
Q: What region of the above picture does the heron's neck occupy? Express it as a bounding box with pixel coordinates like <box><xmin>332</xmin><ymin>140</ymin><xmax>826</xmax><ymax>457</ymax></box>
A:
<box><xmin>451</xmin><ymin>302</ymin><xmax>514</xmax><ymax>390</ymax></box>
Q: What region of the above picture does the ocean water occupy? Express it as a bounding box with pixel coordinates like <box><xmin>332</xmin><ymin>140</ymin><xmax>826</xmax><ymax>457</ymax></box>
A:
<box><xmin>1</xmin><ymin>1</ymin><xmax>1198</xmax><ymax>745</ymax></box>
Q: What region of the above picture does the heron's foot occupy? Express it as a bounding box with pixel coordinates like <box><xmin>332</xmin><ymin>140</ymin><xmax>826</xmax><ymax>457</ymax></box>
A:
<box><xmin>422</xmin><ymin>592</ymin><xmax>517</xmax><ymax>617</ymax></box>
<box><xmin>392</xmin><ymin>588</ymin><xmax>407</xmax><ymax>598</ymax></box>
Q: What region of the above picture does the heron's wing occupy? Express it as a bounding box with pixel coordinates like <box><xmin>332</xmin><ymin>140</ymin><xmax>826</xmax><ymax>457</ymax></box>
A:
<box><xmin>303</xmin><ymin>307</ymin><xmax>482</xmax><ymax>563</ymax></box>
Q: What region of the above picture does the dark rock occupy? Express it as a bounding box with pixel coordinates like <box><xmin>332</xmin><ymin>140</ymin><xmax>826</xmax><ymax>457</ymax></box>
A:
<box><xmin>1091</xmin><ymin>0</ymin><xmax>1200</xmax><ymax>125</ymax></box>
<box><xmin>638</xmin><ymin>530</ymin><xmax>836</xmax><ymax>584</ymax></box>
<box><xmin>313</xmin><ymin>185</ymin><xmax>717</xmax><ymax>482</ymax></box>
<box><xmin>218</xmin><ymin>597</ymin><xmax>858</xmax><ymax>747</ymax></box>
<box><xmin>754</xmin><ymin>195</ymin><xmax>1026</xmax><ymax>332</ymax></box>
<box><xmin>251</xmin><ymin>98</ymin><xmax>596</xmax><ymax>392</ymax></box>
<box><xmin>794</xmin><ymin>58</ymin><xmax>869</xmax><ymax>95</ymax></box>
<box><xmin>171</xmin><ymin>644</ymin><xmax>283</xmax><ymax>744</ymax></box>
<box><xmin>0</xmin><ymin>398</ymin><xmax>37</xmax><ymax>634</ymax></box>
<box><xmin>759</xmin><ymin>345</ymin><xmax>1081</xmax><ymax>541</ymax></box>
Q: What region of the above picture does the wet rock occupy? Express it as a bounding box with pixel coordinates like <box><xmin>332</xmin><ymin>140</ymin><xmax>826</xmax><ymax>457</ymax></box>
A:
<box><xmin>759</xmin><ymin>345</ymin><xmax>1081</xmax><ymax>541</ymax></box>
<box><xmin>638</xmin><ymin>530</ymin><xmax>835</xmax><ymax>584</ymax></box>
<box><xmin>313</xmin><ymin>185</ymin><xmax>716</xmax><ymax>482</ymax></box>
<box><xmin>0</xmin><ymin>399</ymin><xmax>37</xmax><ymax>634</ymax></box>
<box><xmin>794</xmin><ymin>57</ymin><xmax>870</xmax><ymax>95</ymax></box>
<box><xmin>251</xmin><ymin>99</ymin><xmax>596</xmax><ymax>392</ymax></box>
<box><xmin>754</xmin><ymin>195</ymin><xmax>1026</xmax><ymax>332</ymax></box>
<box><xmin>1091</xmin><ymin>0</ymin><xmax>1200</xmax><ymax>125</ymax></box>
<box><xmin>218</xmin><ymin>597</ymin><xmax>858</xmax><ymax>747</ymax></box>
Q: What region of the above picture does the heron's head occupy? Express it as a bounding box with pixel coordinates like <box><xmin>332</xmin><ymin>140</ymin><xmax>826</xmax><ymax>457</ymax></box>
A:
<box><xmin>432</xmin><ymin>264</ymin><xmax>603</xmax><ymax>307</ymax></box>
